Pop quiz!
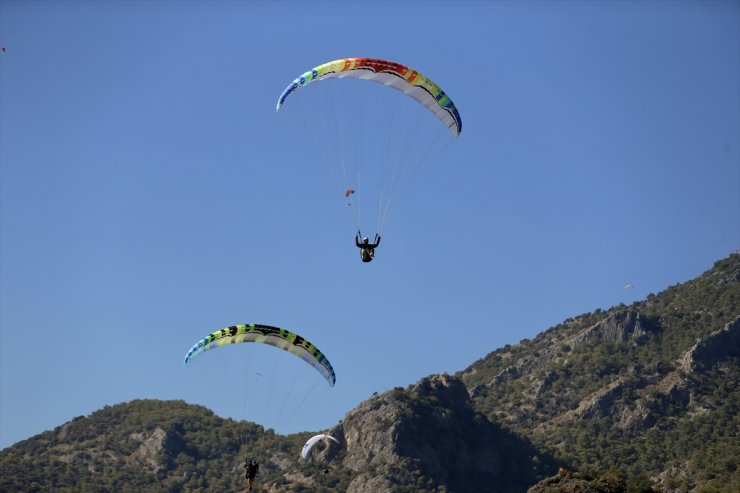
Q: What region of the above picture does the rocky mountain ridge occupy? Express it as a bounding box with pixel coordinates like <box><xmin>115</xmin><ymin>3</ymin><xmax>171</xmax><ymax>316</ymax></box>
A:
<box><xmin>0</xmin><ymin>375</ymin><xmax>553</xmax><ymax>493</ymax></box>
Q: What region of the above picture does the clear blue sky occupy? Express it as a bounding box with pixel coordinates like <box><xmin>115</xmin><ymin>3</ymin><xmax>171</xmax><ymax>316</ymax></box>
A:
<box><xmin>1</xmin><ymin>1</ymin><xmax>738</xmax><ymax>449</ymax></box>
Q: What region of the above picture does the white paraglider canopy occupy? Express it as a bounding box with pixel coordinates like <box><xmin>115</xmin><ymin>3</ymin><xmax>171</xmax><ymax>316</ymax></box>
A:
<box><xmin>301</xmin><ymin>434</ymin><xmax>340</xmax><ymax>459</ymax></box>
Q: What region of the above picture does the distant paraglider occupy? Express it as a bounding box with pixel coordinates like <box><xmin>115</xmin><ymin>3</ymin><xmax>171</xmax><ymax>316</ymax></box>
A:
<box><xmin>624</xmin><ymin>284</ymin><xmax>633</xmax><ymax>290</ymax></box>
<box><xmin>301</xmin><ymin>434</ymin><xmax>340</xmax><ymax>460</ymax></box>
<box><xmin>345</xmin><ymin>188</ymin><xmax>355</xmax><ymax>206</ymax></box>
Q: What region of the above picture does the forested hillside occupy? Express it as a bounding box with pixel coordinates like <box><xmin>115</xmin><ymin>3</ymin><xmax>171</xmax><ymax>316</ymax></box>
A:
<box><xmin>460</xmin><ymin>254</ymin><xmax>740</xmax><ymax>492</ymax></box>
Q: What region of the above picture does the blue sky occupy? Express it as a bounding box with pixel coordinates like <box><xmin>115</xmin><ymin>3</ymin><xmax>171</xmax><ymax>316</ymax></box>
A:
<box><xmin>1</xmin><ymin>0</ymin><xmax>738</xmax><ymax>449</ymax></box>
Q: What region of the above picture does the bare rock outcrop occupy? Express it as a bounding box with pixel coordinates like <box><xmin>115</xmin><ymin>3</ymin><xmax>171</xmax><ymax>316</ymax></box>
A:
<box><xmin>679</xmin><ymin>316</ymin><xmax>740</xmax><ymax>373</ymax></box>
<box><xmin>486</xmin><ymin>311</ymin><xmax>655</xmax><ymax>392</ymax></box>
<box><xmin>127</xmin><ymin>427</ymin><xmax>182</xmax><ymax>471</ymax></box>
<box><xmin>571</xmin><ymin>310</ymin><xmax>653</xmax><ymax>346</ymax></box>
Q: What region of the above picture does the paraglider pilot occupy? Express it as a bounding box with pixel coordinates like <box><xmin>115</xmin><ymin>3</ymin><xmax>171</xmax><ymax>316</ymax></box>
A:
<box><xmin>244</xmin><ymin>458</ymin><xmax>259</xmax><ymax>491</ymax></box>
<box><xmin>355</xmin><ymin>231</ymin><xmax>381</xmax><ymax>262</ymax></box>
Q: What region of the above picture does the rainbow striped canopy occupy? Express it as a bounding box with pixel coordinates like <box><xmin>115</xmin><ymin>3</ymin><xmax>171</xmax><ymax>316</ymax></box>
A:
<box><xmin>276</xmin><ymin>57</ymin><xmax>462</xmax><ymax>137</ymax></box>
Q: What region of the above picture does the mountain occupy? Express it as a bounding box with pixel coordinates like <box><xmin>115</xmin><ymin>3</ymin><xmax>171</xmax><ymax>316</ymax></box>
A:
<box><xmin>460</xmin><ymin>254</ymin><xmax>740</xmax><ymax>492</ymax></box>
<box><xmin>1</xmin><ymin>254</ymin><xmax>737</xmax><ymax>492</ymax></box>
<box><xmin>323</xmin><ymin>373</ymin><xmax>556</xmax><ymax>492</ymax></box>
<box><xmin>0</xmin><ymin>377</ymin><xmax>554</xmax><ymax>493</ymax></box>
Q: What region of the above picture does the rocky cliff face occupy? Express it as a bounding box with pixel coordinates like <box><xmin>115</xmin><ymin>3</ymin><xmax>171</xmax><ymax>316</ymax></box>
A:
<box><xmin>571</xmin><ymin>310</ymin><xmax>654</xmax><ymax>345</ymax></box>
<box><xmin>16</xmin><ymin>421</ymin><xmax>180</xmax><ymax>474</ymax></box>
<box><xmin>278</xmin><ymin>373</ymin><xmax>553</xmax><ymax>493</ymax></box>
<box><xmin>560</xmin><ymin>315</ymin><xmax>739</xmax><ymax>432</ymax></box>
<box><xmin>482</xmin><ymin>310</ymin><xmax>654</xmax><ymax>392</ymax></box>
<box><xmin>679</xmin><ymin>316</ymin><xmax>740</xmax><ymax>372</ymax></box>
<box><xmin>489</xmin><ymin>313</ymin><xmax>735</xmax><ymax>432</ymax></box>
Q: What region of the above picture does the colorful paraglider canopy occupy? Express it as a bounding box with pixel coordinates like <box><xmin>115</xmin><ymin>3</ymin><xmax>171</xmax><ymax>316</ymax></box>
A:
<box><xmin>276</xmin><ymin>57</ymin><xmax>462</xmax><ymax>137</ymax></box>
<box><xmin>301</xmin><ymin>434</ymin><xmax>340</xmax><ymax>459</ymax></box>
<box><xmin>344</xmin><ymin>188</ymin><xmax>355</xmax><ymax>197</ymax></box>
<box><xmin>184</xmin><ymin>324</ymin><xmax>336</xmax><ymax>387</ymax></box>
